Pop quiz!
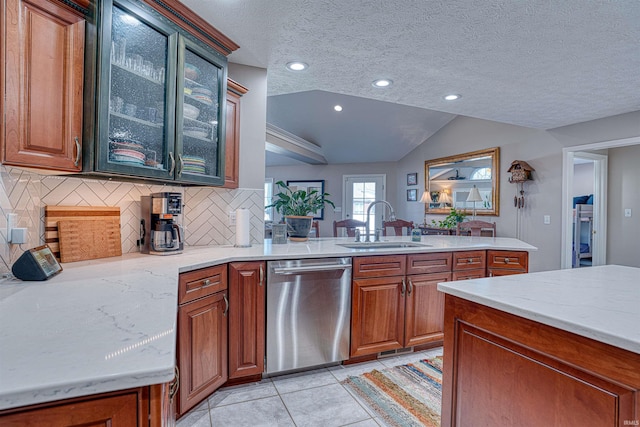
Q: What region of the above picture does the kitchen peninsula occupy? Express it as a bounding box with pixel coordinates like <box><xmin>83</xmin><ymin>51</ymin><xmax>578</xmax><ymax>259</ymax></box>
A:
<box><xmin>438</xmin><ymin>265</ymin><xmax>640</xmax><ymax>426</ymax></box>
<box><xmin>0</xmin><ymin>235</ymin><xmax>535</xmax><ymax>422</ymax></box>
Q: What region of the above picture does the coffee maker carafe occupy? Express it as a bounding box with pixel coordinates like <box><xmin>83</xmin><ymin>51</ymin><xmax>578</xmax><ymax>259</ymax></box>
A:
<box><xmin>141</xmin><ymin>192</ymin><xmax>184</xmax><ymax>255</ymax></box>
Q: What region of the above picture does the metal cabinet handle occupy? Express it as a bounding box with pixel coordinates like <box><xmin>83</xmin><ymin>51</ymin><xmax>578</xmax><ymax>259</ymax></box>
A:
<box><xmin>169</xmin><ymin>366</ymin><xmax>179</xmax><ymax>400</ymax></box>
<box><xmin>259</xmin><ymin>265</ymin><xmax>264</xmax><ymax>286</ymax></box>
<box><xmin>202</xmin><ymin>279</ymin><xmax>210</xmax><ymax>287</ymax></box>
<box><xmin>178</xmin><ymin>154</ymin><xmax>184</xmax><ymax>177</ymax></box>
<box><xmin>408</xmin><ymin>278</ymin><xmax>413</xmax><ymax>295</ymax></box>
<box><xmin>74</xmin><ymin>136</ymin><xmax>81</xmax><ymax>166</ymax></box>
<box><xmin>504</xmin><ymin>258</ymin><xmax>510</xmax><ymax>264</ymax></box>
<box><xmin>168</xmin><ymin>152</ymin><xmax>175</xmax><ymax>175</ymax></box>
<box><xmin>401</xmin><ymin>278</ymin><xmax>406</xmax><ymax>296</ymax></box>
<box><xmin>223</xmin><ymin>294</ymin><xmax>229</xmax><ymax>316</ymax></box>
<box><xmin>468</xmin><ymin>258</ymin><xmax>473</xmax><ymax>263</ymax></box>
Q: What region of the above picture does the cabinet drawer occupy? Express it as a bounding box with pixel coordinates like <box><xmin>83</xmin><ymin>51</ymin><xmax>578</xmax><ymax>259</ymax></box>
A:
<box><xmin>453</xmin><ymin>250</ymin><xmax>486</xmax><ymax>271</ymax></box>
<box><xmin>452</xmin><ymin>269</ymin><xmax>486</xmax><ymax>281</ymax></box>
<box><xmin>487</xmin><ymin>250</ymin><xmax>528</xmax><ymax>272</ymax></box>
<box><xmin>353</xmin><ymin>255</ymin><xmax>406</xmax><ymax>278</ymax></box>
<box><xmin>406</xmin><ymin>253</ymin><xmax>452</xmax><ymax>275</ymax></box>
<box><xmin>179</xmin><ymin>264</ymin><xmax>228</xmax><ymax>305</ymax></box>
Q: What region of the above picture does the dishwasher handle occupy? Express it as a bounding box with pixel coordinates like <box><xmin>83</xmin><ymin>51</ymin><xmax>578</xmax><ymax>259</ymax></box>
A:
<box><xmin>272</xmin><ymin>263</ymin><xmax>352</xmax><ymax>275</ymax></box>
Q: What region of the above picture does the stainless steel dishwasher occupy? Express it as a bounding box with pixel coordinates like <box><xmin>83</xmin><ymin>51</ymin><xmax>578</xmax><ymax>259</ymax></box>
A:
<box><xmin>266</xmin><ymin>257</ymin><xmax>352</xmax><ymax>375</ymax></box>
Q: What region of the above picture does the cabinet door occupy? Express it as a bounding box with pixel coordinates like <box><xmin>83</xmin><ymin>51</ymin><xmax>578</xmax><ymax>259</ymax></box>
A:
<box><xmin>223</xmin><ymin>87</ymin><xmax>241</xmax><ymax>188</ymax></box>
<box><xmin>175</xmin><ymin>35</ymin><xmax>227</xmax><ymax>185</ymax></box>
<box><xmin>404</xmin><ymin>272</ymin><xmax>451</xmax><ymax>347</ymax></box>
<box><xmin>0</xmin><ymin>389</ymin><xmax>146</xmax><ymax>427</ymax></box>
<box><xmin>96</xmin><ymin>0</ymin><xmax>177</xmax><ymax>180</ymax></box>
<box><xmin>3</xmin><ymin>0</ymin><xmax>84</xmax><ymax>171</ymax></box>
<box><xmin>228</xmin><ymin>262</ymin><xmax>265</xmax><ymax>379</ymax></box>
<box><xmin>177</xmin><ymin>292</ymin><xmax>228</xmax><ymax>416</ymax></box>
<box><xmin>351</xmin><ymin>277</ymin><xmax>406</xmax><ymax>357</ymax></box>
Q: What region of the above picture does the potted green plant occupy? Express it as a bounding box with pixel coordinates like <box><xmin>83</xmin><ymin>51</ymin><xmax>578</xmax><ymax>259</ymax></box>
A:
<box><xmin>431</xmin><ymin>207</ymin><xmax>467</xmax><ymax>229</ymax></box>
<box><xmin>267</xmin><ymin>181</ymin><xmax>335</xmax><ymax>241</ymax></box>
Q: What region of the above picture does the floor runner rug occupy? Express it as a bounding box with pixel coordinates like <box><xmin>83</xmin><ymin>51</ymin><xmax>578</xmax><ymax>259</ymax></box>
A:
<box><xmin>341</xmin><ymin>356</ymin><xmax>442</xmax><ymax>427</ymax></box>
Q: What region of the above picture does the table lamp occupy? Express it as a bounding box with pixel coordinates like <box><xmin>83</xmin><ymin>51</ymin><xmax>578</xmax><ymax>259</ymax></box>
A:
<box><xmin>419</xmin><ymin>191</ymin><xmax>432</xmax><ymax>226</ymax></box>
<box><xmin>466</xmin><ymin>185</ymin><xmax>482</xmax><ymax>219</ymax></box>
<box><xmin>439</xmin><ymin>191</ymin><xmax>451</xmax><ymax>208</ymax></box>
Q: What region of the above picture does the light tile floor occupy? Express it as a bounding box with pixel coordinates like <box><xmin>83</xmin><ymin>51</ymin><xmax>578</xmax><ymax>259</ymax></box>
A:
<box><xmin>177</xmin><ymin>347</ymin><xmax>443</xmax><ymax>427</ymax></box>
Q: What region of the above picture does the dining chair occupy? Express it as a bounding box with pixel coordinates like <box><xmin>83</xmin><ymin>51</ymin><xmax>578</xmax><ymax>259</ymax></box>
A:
<box><xmin>382</xmin><ymin>219</ymin><xmax>414</xmax><ymax>236</ymax></box>
<box><xmin>309</xmin><ymin>220</ymin><xmax>320</xmax><ymax>238</ymax></box>
<box><xmin>456</xmin><ymin>220</ymin><xmax>497</xmax><ymax>237</ymax></box>
<box><xmin>333</xmin><ymin>219</ymin><xmax>366</xmax><ymax>237</ymax></box>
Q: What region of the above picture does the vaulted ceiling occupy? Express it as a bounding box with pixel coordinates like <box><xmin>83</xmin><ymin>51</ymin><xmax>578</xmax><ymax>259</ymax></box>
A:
<box><xmin>184</xmin><ymin>0</ymin><xmax>640</xmax><ymax>165</ymax></box>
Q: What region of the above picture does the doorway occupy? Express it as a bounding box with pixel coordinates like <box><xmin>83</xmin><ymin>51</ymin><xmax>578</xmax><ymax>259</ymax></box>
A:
<box><xmin>561</xmin><ymin>135</ymin><xmax>640</xmax><ymax>269</ymax></box>
<box><xmin>342</xmin><ymin>174</ymin><xmax>386</xmax><ymax>237</ymax></box>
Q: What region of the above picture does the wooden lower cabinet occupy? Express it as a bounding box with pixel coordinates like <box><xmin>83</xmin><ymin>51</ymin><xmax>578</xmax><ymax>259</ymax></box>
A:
<box><xmin>351</xmin><ymin>276</ymin><xmax>406</xmax><ymax>357</ymax></box>
<box><xmin>404</xmin><ymin>271</ymin><xmax>451</xmax><ymax>347</ymax></box>
<box><xmin>228</xmin><ymin>261</ymin><xmax>265</xmax><ymax>380</ymax></box>
<box><xmin>0</xmin><ymin>384</ymin><xmax>171</xmax><ymax>426</ymax></box>
<box><xmin>177</xmin><ymin>267</ymin><xmax>228</xmax><ymax>417</ymax></box>
<box><xmin>351</xmin><ymin>253</ymin><xmax>453</xmax><ymax>357</ymax></box>
<box><xmin>442</xmin><ymin>295</ymin><xmax>640</xmax><ymax>426</ymax></box>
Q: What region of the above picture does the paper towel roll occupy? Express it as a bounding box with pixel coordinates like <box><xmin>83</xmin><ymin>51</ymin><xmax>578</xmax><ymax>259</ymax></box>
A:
<box><xmin>235</xmin><ymin>208</ymin><xmax>251</xmax><ymax>247</ymax></box>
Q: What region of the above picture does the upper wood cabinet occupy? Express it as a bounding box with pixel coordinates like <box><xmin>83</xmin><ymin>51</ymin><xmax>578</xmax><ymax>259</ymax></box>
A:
<box><xmin>223</xmin><ymin>79</ymin><xmax>248</xmax><ymax>188</ymax></box>
<box><xmin>2</xmin><ymin>0</ymin><xmax>88</xmax><ymax>171</ymax></box>
<box><xmin>84</xmin><ymin>0</ymin><xmax>237</xmax><ymax>185</ymax></box>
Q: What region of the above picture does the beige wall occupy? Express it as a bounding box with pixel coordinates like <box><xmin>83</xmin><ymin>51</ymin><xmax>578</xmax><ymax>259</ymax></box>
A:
<box><xmin>607</xmin><ymin>144</ymin><xmax>640</xmax><ymax>267</ymax></box>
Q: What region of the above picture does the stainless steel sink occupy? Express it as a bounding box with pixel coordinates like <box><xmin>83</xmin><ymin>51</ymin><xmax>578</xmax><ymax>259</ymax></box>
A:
<box><xmin>336</xmin><ymin>241</ymin><xmax>431</xmax><ymax>249</ymax></box>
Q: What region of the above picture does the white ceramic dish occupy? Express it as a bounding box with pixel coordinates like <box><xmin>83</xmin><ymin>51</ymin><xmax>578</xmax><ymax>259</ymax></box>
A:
<box><xmin>183</xmin><ymin>104</ymin><xmax>200</xmax><ymax>120</ymax></box>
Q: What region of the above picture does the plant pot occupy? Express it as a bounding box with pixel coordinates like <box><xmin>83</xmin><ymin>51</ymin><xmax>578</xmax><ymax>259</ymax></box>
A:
<box><xmin>285</xmin><ymin>215</ymin><xmax>313</xmax><ymax>242</ymax></box>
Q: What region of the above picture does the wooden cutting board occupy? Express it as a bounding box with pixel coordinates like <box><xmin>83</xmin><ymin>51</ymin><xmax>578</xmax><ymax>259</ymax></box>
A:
<box><xmin>45</xmin><ymin>206</ymin><xmax>122</xmax><ymax>262</ymax></box>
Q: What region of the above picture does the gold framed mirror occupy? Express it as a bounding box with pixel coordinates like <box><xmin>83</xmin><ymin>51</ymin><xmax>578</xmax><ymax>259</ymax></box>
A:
<box><xmin>424</xmin><ymin>147</ymin><xmax>500</xmax><ymax>216</ymax></box>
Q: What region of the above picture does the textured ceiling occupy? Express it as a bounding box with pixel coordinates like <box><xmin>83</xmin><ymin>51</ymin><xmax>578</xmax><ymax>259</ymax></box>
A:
<box><xmin>183</xmin><ymin>0</ymin><xmax>640</xmax><ymax>164</ymax></box>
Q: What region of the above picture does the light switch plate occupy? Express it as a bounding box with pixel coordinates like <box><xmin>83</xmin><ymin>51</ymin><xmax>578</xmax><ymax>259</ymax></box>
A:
<box><xmin>543</xmin><ymin>215</ymin><xmax>551</xmax><ymax>224</ymax></box>
<box><xmin>228</xmin><ymin>211</ymin><xmax>236</xmax><ymax>225</ymax></box>
<box><xmin>625</xmin><ymin>208</ymin><xmax>632</xmax><ymax>217</ymax></box>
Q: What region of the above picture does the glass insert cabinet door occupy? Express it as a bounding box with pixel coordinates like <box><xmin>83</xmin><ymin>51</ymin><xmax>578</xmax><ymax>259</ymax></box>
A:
<box><xmin>175</xmin><ymin>36</ymin><xmax>227</xmax><ymax>184</ymax></box>
<box><xmin>95</xmin><ymin>0</ymin><xmax>227</xmax><ymax>185</ymax></box>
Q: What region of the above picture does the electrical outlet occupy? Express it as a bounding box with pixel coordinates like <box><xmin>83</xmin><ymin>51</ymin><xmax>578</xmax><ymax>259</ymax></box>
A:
<box><xmin>228</xmin><ymin>211</ymin><xmax>236</xmax><ymax>226</ymax></box>
<box><xmin>625</xmin><ymin>208</ymin><xmax>632</xmax><ymax>218</ymax></box>
<box><xmin>6</xmin><ymin>213</ymin><xmax>17</xmax><ymax>243</ymax></box>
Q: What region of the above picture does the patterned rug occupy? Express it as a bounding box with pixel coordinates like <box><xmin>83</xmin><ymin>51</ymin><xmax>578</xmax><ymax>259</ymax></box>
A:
<box><xmin>341</xmin><ymin>356</ymin><xmax>442</xmax><ymax>427</ymax></box>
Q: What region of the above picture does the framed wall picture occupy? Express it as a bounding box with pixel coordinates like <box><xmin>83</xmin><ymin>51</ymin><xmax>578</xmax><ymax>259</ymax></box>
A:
<box><xmin>286</xmin><ymin>180</ymin><xmax>326</xmax><ymax>219</ymax></box>
<box><xmin>407</xmin><ymin>189</ymin><xmax>418</xmax><ymax>201</ymax></box>
<box><xmin>407</xmin><ymin>172</ymin><xmax>418</xmax><ymax>186</ymax></box>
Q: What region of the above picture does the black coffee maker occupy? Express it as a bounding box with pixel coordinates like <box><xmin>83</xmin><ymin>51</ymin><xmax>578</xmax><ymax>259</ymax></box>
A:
<box><xmin>140</xmin><ymin>192</ymin><xmax>184</xmax><ymax>255</ymax></box>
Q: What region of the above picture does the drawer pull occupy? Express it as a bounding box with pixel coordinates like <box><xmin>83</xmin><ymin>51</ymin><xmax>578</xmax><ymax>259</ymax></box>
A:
<box><xmin>504</xmin><ymin>258</ymin><xmax>510</xmax><ymax>264</ymax></box>
<box><xmin>202</xmin><ymin>279</ymin><xmax>211</xmax><ymax>287</ymax></box>
<box><xmin>468</xmin><ymin>258</ymin><xmax>473</xmax><ymax>264</ymax></box>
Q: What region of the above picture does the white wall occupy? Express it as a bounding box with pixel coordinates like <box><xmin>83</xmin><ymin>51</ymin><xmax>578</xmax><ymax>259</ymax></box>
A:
<box><xmin>265</xmin><ymin>161</ymin><xmax>397</xmax><ymax>237</ymax></box>
<box><xmin>228</xmin><ymin>63</ymin><xmax>267</xmax><ymax>190</ymax></box>
<box><xmin>606</xmin><ymin>144</ymin><xmax>640</xmax><ymax>267</ymax></box>
<box><xmin>572</xmin><ymin>162</ymin><xmax>594</xmax><ymax>197</ymax></box>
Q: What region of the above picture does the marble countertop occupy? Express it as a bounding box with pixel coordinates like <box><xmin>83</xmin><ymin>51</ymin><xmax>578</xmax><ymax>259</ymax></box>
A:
<box><xmin>0</xmin><ymin>235</ymin><xmax>535</xmax><ymax>410</ymax></box>
<box><xmin>437</xmin><ymin>265</ymin><xmax>640</xmax><ymax>355</ymax></box>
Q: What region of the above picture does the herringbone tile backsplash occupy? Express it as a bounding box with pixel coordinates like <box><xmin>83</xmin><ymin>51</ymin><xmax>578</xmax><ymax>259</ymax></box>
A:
<box><xmin>0</xmin><ymin>166</ymin><xmax>264</xmax><ymax>273</ymax></box>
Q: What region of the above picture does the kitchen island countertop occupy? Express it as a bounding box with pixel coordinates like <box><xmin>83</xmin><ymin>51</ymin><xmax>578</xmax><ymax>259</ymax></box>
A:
<box><xmin>437</xmin><ymin>264</ymin><xmax>640</xmax><ymax>354</ymax></box>
<box><xmin>0</xmin><ymin>235</ymin><xmax>535</xmax><ymax>410</ymax></box>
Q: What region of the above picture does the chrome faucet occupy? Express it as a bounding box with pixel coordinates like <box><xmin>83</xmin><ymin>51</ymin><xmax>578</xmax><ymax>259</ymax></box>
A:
<box><xmin>365</xmin><ymin>200</ymin><xmax>396</xmax><ymax>242</ymax></box>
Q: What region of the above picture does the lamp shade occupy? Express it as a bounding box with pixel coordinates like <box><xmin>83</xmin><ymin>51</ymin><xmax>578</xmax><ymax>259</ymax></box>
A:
<box><xmin>439</xmin><ymin>191</ymin><xmax>451</xmax><ymax>204</ymax></box>
<box><xmin>467</xmin><ymin>186</ymin><xmax>482</xmax><ymax>202</ymax></box>
<box><xmin>419</xmin><ymin>191</ymin><xmax>432</xmax><ymax>204</ymax></box>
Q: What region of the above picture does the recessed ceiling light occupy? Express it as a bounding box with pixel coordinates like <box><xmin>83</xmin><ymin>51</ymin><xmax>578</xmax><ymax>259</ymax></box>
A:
<box><xmin>372</xmin><ymin>79</ymin><xmax>393</xmax><ymax>88</ymax></box>
<box><xmin>286</xmin><ymin>61</ymin><xmax>308</xmax><ymax>72</ymax></box>
<box><xmin>334</xmin><ymin>105</ymin><xmax>343</xmax><ymax>112</ymax></box>
<box><xmin>444</xmin><ymin>94</ymin><xmax>461</xmax><ymax>101</ymax></box>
